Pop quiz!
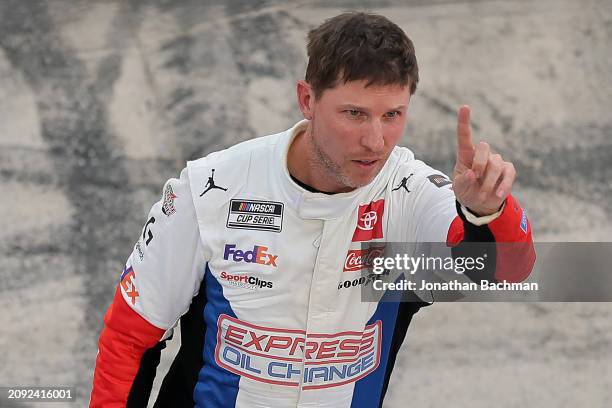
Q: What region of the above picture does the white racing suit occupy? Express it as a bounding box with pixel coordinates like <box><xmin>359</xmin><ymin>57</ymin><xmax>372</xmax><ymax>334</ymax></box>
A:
<box><xmin>90</xmin><ymin>120</ymin><xmax>535</xmax><ymax>407</ymax></box>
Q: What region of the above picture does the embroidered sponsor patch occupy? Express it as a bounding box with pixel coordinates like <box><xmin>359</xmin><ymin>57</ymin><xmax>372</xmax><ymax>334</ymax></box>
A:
<box><xmin>343</xmin><ymin>246</ymin><xmax>386</xmax><ymax>272</ymax></box>
<box><xmin>215</xmin><ymin>315</ymin><xmax>381</xmax><ymax>389</ymax></box>
<box><xmin>220</xmin><ymin>271</ymin><xmax>274</xmax><ymax>290</ymax></box>
<box><xmin>161</xmin><ymin>184</ymin><xmax>177</xmax><ymax>216</ymax></box>
<box><xmin>120</xmin><ymin>265</ymin><xmax>138</xmax><ymax>305</ymax></box>
<box><xmin>227</xmin><ymin>199</ymin><xmax>284</xmax><ymax>232</ymax></box>
<box><xmin>223</xmin><ymin>244</ymin><xmax>278</xmax><ymax>267</ymax></box>
<box><xmin>134</xmin><ymin>241</ymin><xmax>144</xmax><ymax>261</ymax></box>
<box><xmin>520</xmin><ymin>209</ymin><xmax>528</xmax><ymax>234</ymax></box>
<box><xmin>352</xmin><ymin>199</ymin><xmax>385</xmax><ymax>242</ymax></box>
<box><xmin>427</xmin><ymin>174</ymin><xmax>452</xmax><ymax>188</ymax></box>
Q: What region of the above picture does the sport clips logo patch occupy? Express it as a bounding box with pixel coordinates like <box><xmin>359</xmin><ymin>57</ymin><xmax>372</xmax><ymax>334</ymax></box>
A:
<box><xmin>224</xmin><ymin>244</ymin><xmax>278</xmax><ymax>267</ymax></box>
<box><xmin>215</xmin><ymin>315</ymin><xmax>381</xmax><ymax>389</ymax></box>
<box><xmin>220</xmin><ymin>271</ymin><xmax>273</xmax><ymax>290</ymax></box>
<box><xmin>352</xmin><ymin>199</ymin><xmax>384</xmax><ymax>242</ymax></box>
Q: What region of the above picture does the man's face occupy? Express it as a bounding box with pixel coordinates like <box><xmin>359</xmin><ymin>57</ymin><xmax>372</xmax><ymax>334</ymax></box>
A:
<box><xmin>307</xmin><ymin>80</ymin><xmax>411</xmax><ymax>191</ymax></box>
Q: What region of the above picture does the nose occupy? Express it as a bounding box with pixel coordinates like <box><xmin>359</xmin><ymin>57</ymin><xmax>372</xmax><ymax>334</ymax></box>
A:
<box><xmin>360</xmin><ymin>119</ymin><xmax>385</xmax><ymax>152</ymax></box>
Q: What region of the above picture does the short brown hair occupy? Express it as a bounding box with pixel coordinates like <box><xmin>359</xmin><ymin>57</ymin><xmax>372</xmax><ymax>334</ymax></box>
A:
<box><xmin>305</xmin><ymin>12</ymin><xmax>419</xmax><ymax>98</ymax></box>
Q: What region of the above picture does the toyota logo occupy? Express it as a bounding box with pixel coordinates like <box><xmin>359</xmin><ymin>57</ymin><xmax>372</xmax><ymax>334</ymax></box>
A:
<box><xmin>357</xmin><ymin>211</ymin><xmax>378</xmax><ymax>231</ymax></box>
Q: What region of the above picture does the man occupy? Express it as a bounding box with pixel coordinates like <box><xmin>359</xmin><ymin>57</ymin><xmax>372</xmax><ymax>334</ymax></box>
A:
<box><xmin>90</xmin><ymin>12</ymin><xmax>534</xmax><ymax>407</ymax></box>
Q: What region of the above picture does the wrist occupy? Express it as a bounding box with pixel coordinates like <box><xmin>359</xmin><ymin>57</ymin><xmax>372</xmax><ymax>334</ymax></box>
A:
<box><xmin>465</xmin><ymin>202</ymin><xmax>504</xmax><ymax>217</ymax></box>
<box><xmin>458</xmin><ymin>200</ymin><xmax>506</xmax><ymax>226</ymax></box>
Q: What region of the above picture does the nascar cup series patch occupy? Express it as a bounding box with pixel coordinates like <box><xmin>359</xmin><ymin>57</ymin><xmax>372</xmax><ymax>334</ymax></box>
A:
<box><xmin>227</xmin><ymin>199</ymin><xmax>284</xmax><ymax>233</ymax></box>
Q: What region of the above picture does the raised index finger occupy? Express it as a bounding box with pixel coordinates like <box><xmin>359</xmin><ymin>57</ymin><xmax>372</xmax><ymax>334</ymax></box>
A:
<box><xmin>456</xmin><ymin>105</ymin><xmax>475</xmax><ymax>163</ymax></box>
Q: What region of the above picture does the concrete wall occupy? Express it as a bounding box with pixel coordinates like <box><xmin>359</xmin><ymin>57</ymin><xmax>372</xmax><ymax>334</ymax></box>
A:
<box><xmin>1</xmin><ymin>0</ymin><xmax>611</xmax><ymax>406</ymax></box>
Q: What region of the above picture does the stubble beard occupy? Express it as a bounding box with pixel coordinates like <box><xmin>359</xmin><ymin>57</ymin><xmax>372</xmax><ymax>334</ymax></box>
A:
<box><xmin>309</xmin><ymin>118</ymin><xmax>364</xmax><ymax>191</ymax></box>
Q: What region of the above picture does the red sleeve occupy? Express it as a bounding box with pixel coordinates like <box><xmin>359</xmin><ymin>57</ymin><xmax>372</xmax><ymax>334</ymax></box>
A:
<box><xmin>446</xmin><ymin>194</ymin><xmax>536</xmax><ymax>283</ymax></box>
<box><xmin>90</xmin><ymin>287</ymin><xmax>165</xmax><ymax>407</ymax></box>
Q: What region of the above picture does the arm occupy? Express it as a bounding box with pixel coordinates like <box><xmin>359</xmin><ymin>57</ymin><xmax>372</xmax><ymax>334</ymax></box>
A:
<box><xmin>449</xmin><ymin>105</ymin><xmax>535</xmax><ymax>282</ymax></box>
<box><xmin>414</xmin><ymin>105</ymin><xmax>534</xmax><ymax>283</ymax></box>
<box><xmin>447</xmin><ymin>195</ymin><xmax>535</xmax><ymax>283</ymax></box>
<box><xmin>411</xmin><ymin>168</ymin><xmax>535</xmax><ymax>284</ymax></box>
<box><xmin>90</xmin><ymin>287</ymin><xmax>166</xmax><ymax>407</ymax></box>
<box><xmin>90</xmin><ymin>168</ymin><xmax>205</xmax><ymax>407</ymax></box>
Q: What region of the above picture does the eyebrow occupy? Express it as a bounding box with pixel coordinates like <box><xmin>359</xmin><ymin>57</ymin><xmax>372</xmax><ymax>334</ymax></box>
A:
<box><xmin>340</xmin><ymin>104</ymin><xmax>407</xmax><ymax>112</ymax></box>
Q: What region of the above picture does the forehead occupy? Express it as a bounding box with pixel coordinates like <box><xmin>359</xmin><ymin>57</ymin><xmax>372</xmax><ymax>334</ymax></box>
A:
<box><xmin>317</xmin><ymin>79</ymin><xmax>410</xmax><ymax>108</ymax></box>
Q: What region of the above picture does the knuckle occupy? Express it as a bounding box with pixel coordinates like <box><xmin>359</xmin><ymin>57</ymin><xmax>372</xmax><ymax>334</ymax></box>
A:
<box><xmin>493</xmin><ymin>160</ymin><xmax>503</xmax><ymax>171</ymax></box>
<box><xmin>504</xmin><ymin>162</ymin><xmax>516</xmax><ymax>178</ymax></box>
<box><xmin>488</xmin><ymin>160</ymin><xmax>502</xmax><ymax>173</ymax></box>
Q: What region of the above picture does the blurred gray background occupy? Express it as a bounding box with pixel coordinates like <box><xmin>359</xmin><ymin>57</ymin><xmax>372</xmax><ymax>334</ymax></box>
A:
<box><xmin>1</xmin><ymin>0</ymin><xmax>611</xmax><ymax>406</ymax></box>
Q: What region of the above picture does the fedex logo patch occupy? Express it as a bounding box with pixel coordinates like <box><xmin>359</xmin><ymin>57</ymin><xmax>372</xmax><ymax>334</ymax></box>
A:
<box><xmin>352</xmin><ymin>199</ymin><xmax>384</xmax><ymax>242</ymax></box>
<box><xmin>215</xmin><ymin>315</ymin><xmax>381</xmax><ymax>389</ymax></box>
<box><xmin>224</xmin><ymin>244</ymin><xmax>278</xmax><ymax>267</ymax></box>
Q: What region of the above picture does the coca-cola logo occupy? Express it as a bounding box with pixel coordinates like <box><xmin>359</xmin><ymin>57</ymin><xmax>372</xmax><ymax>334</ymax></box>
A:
<box><xmin>343</xmin><ymin>246</ymin><xmax>386</xmax><ymax>272</ymax></box>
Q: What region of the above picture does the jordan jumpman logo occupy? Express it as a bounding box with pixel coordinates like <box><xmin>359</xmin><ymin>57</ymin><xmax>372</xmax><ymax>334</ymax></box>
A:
<box><xmin>392</xmin><ymin>173</ymin><xmax>414</xmax><ymax>192</ymax></box>
<box><xmin>200</xmin><ymin>169</ymin><xmax>228</xmax><ymax>196</ymax></box>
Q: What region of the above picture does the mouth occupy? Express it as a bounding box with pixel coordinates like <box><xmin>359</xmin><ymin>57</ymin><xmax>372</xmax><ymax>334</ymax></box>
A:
<box><xmin>352</xmin><ymin>159</ymin><xmax>379</xmax><ymax>168</ymax></box>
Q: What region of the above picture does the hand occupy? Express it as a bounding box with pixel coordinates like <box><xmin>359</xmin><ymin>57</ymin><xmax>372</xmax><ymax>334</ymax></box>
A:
<box><xmin>452</xmin><ymin>105</ymin><xmax>516</xmax><ymax>216</ymax></box>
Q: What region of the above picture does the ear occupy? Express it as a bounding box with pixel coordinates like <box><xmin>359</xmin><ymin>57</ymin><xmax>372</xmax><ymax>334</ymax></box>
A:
<box><xmin>296</xmin><ymin>80</ymin><xmax>314</xmax><ymax>120</ymax></box>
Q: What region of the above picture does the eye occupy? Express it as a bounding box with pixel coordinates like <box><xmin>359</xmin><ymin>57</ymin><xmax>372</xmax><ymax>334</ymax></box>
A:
<box><xmin>344</xmin><ymin>109</ymin><xmax>368</xmax><ymax>120</ymax></box>
<box><xmin>385</xmin><ymin>111</ymin><xmax>401</xmax><ymax>118</ymax></box>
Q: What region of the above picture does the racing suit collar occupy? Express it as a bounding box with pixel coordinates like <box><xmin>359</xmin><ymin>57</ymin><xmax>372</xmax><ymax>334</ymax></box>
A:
<box><xmin>276</xmin><ymin>119</ymin><xmax>399</xmax><ymax>220</ymax></box>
